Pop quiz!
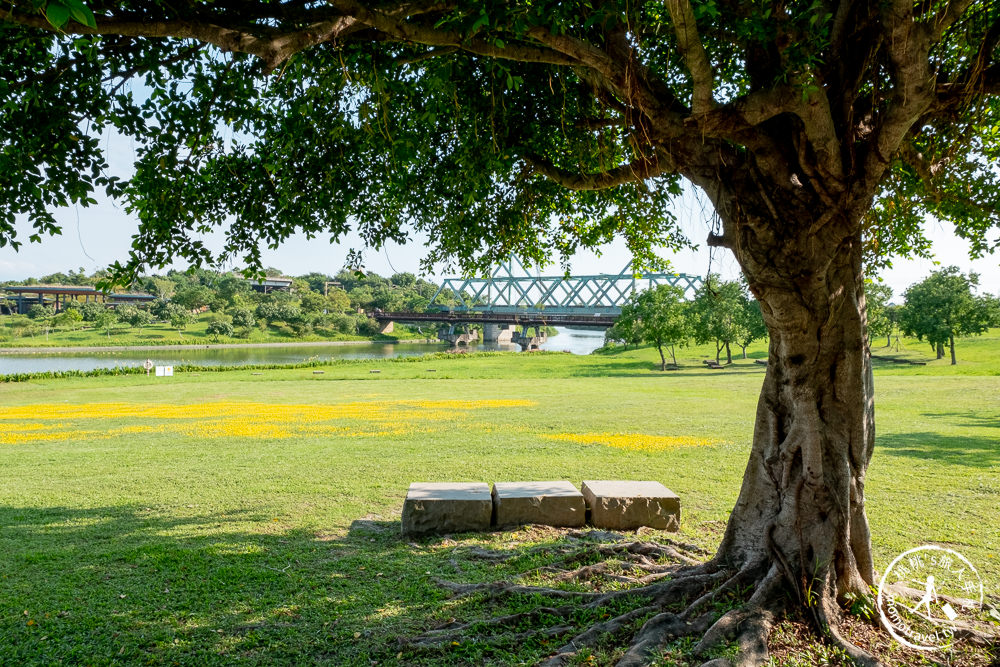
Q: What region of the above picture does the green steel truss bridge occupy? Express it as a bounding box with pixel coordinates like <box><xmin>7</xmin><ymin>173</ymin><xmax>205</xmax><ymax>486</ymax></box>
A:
<box><xmin>418</xmin><ymin>257</ymin><xmax>703</xmax><ymax>325</ymax></box>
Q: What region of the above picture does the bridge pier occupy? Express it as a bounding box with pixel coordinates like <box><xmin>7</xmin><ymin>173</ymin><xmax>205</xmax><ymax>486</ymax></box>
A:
<box><xmin>482</xmin><ymin>323</ymin><xmax>514</xmax><ymax>344</ymax></box>
<box><xmin>438</xmin><ymin>323</ymin><xmax>479</xmax><ymax>346</ymax></box>
<box><xmin>378</xmin><ymin>320</ymin><xmax>394</xmax><ymax>334</ymax></box>
<box><xmin>511</xmin><ymin>325</ymin><xmax>547</xmax><ymax>351</ymax></box>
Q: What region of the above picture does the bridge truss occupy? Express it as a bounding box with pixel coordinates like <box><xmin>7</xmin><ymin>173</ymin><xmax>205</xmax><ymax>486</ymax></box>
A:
<box><xmin>427</xmin><ymin>256</ymin><xmax>703</xmax><ymax>316</ymax></box>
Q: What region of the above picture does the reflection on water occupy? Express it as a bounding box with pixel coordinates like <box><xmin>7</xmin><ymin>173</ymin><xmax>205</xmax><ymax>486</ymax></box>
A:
<box><xmin>0</xmin><ymin>327</ymin><xmax>608</xmax><ymax>374</ymax></box>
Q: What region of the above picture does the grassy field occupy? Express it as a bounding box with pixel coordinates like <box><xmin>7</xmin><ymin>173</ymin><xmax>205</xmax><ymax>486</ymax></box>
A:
<box><xmin>0</xmin><ymin>312</ymin><xmax>429</xmax><ymax>348</ymax></box>
<box><xmin>0</xmin><ymin>333</ymin><xmax>998</xmax><ymax>665</ymax></box>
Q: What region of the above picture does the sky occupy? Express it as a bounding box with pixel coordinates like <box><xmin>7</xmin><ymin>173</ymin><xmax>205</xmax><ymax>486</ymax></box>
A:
<box><xmin>2</xmin><ymin>138</ymin><xmax>998</xmax><ymax>301</ymax></box>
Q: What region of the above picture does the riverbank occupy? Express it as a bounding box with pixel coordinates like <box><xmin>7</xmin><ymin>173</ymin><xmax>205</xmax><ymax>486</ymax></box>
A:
<box><xmin>0</xmin><ymin>338</ymin><xmax>440</xmax><ymax>354</ymax></box>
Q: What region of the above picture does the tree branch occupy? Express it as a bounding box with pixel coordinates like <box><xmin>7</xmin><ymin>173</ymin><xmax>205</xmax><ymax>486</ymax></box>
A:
<box><xmin>2</xmin><ymin>8</ymin><xmax>357</xmax><ymax>72</ymax></box>
<box><xmin>525</xmin><ymin>151</ymin><xmax>674</xmax><ymax>190</ymax></box>
<box><xmin>331</xmin><ymin>0</ymin><xmax>580</xmax><ymax>67</ymax></box>
<box><xmin>862</xmin><ymin>0</ymin><xmax>936</xmax><ymax>190</ymax></box>
<box><xmin>665</xmin><ymin>0</ymin><xmax>715</xmax><ymax>114</ymax></box>
<box><xmin>394</xmin><ymin>46</ymin><xmax>457</xmax><ymax>66</ymax></box>
<box><xmin>928</xmin><ymin>0</ymin><xmax>977</xmax><ymax>41</ymax></box>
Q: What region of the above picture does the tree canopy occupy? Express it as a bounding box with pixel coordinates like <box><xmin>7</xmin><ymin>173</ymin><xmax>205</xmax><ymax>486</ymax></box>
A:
<box><xmin>2</xmin><ymin>1</ymin><xmax>997</xmax><ymax>281</ymax></box>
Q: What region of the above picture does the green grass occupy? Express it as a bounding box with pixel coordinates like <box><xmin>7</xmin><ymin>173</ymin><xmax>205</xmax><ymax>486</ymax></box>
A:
<box><xmin>1</xmin><ymin>335</ymin><xmax>998</xmax><ymax>665</ymax></box>
<box><xmin>0</xmin><ymin>312</ymin><xmax>429</xmax><ymax>348</ymax></box>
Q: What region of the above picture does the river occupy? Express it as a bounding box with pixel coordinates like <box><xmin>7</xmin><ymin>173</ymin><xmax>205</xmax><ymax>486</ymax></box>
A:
<box><xmin>0</xmin><ymin>327</ymin><xmax>607</xmax><ymax>374</ymax></box>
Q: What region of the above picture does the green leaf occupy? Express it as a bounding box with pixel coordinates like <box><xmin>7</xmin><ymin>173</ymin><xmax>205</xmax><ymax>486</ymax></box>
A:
<box><xmin>44</xmin><ymin>2</ymin><xmax>71</xmax><ymax>28</ymax></box>
<box><xmin>64</xmin><ymin>0</ymin><xmax>96</xmax><ymax>28</ymax></box>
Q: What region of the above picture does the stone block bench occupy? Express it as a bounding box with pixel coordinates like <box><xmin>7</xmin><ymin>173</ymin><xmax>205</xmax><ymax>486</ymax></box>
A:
<box><xmin>492</xmin><ymin>481</ymin><xmax>586</xmax><ymax>528</ymax></box>
<box><xmin>401</xmin><ymin>482</ymin><xmax>492</xmax><ymax>536</ymax></box>
<box><xmin>401</xmin><ymin>480</ymin><xmax>680</xmax><ymax>535</ymax></box>
<box><xmin>582</xmin><ymin>480</ymin><xmax>680</xmax><ymax>531</ymax></box>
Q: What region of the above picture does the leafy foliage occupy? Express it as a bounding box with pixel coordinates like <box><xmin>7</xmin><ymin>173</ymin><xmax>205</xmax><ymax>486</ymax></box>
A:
<box><xmin>619</xmin><ymin>284</ymin><xmax>690</xmax><ymax>369</ymax></box>
<box><xmin>690</xmin><ymin>277</ymin><xmax>749</xmax><ymax>364</ymax></box>
<box><xmin>899</xmin><ymin>267</ymin><xmax>994</xmax><ymax>364</ymax></box>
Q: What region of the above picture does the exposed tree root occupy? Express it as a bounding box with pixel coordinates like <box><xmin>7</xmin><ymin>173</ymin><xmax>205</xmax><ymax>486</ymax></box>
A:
<box><xmin>815</xmin><ymin>596</ymin><xmax>882</xmax><ymax>667</ymax></box>
<box><xmin>538</xmin><ymin>604</ymin><xmax>661</xmax><ymax>666</ymax></box>
<box><xmin>406</xmin><ymin>537</ymin><xmax>997</xmax><ymax>666</ymax></box>
<box><xmin>432</xmin><ymin>578</ymin><xmax>606</xmax><ymax>601</ymax></box>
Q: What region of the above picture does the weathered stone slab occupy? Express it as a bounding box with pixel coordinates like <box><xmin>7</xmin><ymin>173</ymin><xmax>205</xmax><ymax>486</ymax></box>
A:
<box><xmin>492</xmin><ymin>481</ymin><xmax>586</xmax><ymax>528</ymax></box>
<box><xmin>401</xmin><ymin>482</ymin><xmax>492</xmax><ymax>536</ymax></box>
<box><xmin>581</xmin><ymin>480</ymin><xmax>680</xmax><ymax>531</ymax></box>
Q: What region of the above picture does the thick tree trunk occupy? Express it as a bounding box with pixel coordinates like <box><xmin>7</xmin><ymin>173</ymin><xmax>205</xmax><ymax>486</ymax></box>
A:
<box><xmin>950</xmin><ymin>335</ymin><xmax>956</xmax><ymax>365</ymax></box>
<box><xmin>937</xmin><ymin>341</ymin><xmax>945</xmax><ymax>359</ymax></box>
<box><xmin>714</xmin><ymin>223</ymin><xmax>876</xmax><ymax>606</ymax></box>
<box><xmin>725</xmin><ymin>341</ymin><xmax>732</xmax><ymax>364</ymax></box>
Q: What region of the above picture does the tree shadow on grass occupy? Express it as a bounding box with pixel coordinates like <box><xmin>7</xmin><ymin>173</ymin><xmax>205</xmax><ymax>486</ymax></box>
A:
<box><xmin>919</xmin><ymin>411</ymin><xmax>1000</xmax><ymax>430</ymax></box>
<box><xmin>568</xmin><ymin>358</ymin><xmax>768</xmax><ymax>379</ymax></box>
<box><xmin>877</xmin><ymin>431</ymin><xmax>1000</xmax><ymax>469</ymax></box>
<box><xmin>0</xmin><ymin>506</ymin><xmax>595</xmax><ymax>666</ymax></box>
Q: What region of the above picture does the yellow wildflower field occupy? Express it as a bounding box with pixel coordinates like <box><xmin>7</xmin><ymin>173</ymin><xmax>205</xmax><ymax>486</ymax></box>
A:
<box><xmin>0</xmin><ymin>399</ymin><xmax>535</xmax><ymax>445</ymax></box>
<box><xmin>541</xmin><ymin>432</ymin><xmax>723</xmax><ymax>452</ymax></box>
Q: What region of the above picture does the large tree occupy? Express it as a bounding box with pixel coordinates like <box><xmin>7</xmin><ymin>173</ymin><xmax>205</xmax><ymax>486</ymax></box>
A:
<box><xmin>2</xmin><ymin>1</ymin><xmax>999</xmax><ymax>663</ymax></box>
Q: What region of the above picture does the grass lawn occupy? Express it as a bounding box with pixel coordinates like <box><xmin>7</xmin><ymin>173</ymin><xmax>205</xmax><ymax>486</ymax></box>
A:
<box><xmin>0</xmin><ymin>333</ymin><xmax>998</xmax><ymax>665</ymax></box>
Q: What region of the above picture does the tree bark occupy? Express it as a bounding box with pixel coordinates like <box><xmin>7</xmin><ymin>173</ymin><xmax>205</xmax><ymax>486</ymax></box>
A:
<box><xmin>937</xmin><ymin>341</ymin><xmax>945</xmax><ymax>359</ymax></box>
<box><xmin>725</xmin><ymin>341</ymin><xmax>732</xmax><ymax>364</ymax></box>
<box><xmin>712</xmin><ymin>211</ymin><xmax>875</xmax><ymax>606</ymax></box>
<box><xmin>657</xmin><ymin>343</ymin><xmax>667</xmax><ymax>370</ymax></box>
<box><xmin>950</xmin><ymin>334</ymin><xmax>957</xmax><ymax>365</ymax></box>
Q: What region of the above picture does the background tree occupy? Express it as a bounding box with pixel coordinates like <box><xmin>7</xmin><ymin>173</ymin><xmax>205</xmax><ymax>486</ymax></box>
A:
<box><xmin>690</xmin><ymin>278</ymin><xmax>745</xmax><ymax>364</ymax></box>
<box><xmin>165</xmin><ymin>304</ymin><xmax>193</xmax><ymax>334</ymax></box>
<box><xmin>205</xmin><ymin>319</ymin><xmax>234</xmax><ymax>341</ymax></box>
<box><xmin>605</xmin><ymin>312</ymin><xmax>643</xmax><ymax>351</ymax></box>
<box><xmin>171</xmin><ymin>285</ymin><xmax>212</xmax><ymax>313</ymax></box>
<box><xmin>78</xmin><ymin>301</ymin><xmax>105</xmax><ymax>323</ymax></box>
<box><xmin>26</xmin><ymin>303</ymin><xmax>54</xmax><ymax>320</ymax></box>
<box><xmin>93</xmin><ymin>309</ymin><xmax>117</xmax><ymax>339</ymax></box>
<box><xmin>899</xmin><ymin>267</ymin><xmax>993</xmax><ymax>365</ymax></box>
<box><xmin>622</xmin><ymin>285</ymin><xmax>689</xmax><ymax>370</ymax></box>
<box><xmin>865</xmin><ymin>283</ymin><xmax>896</xmax><ymax>348</ymax></box>
<box><xmin>53</xmin><ymin>306</ymin><xmax>83</xmax><ymax>330</ymax></box>
<box><xmin>734</xmin><ymin>293</ymin><xmax>767</xmax><ymax>360</ymax></box>
<box><xmin>3</xmin><ymin>0</ymin><xmax>1000</xmax><ymax>660</ymax></box>
<box><xmin>230</xmin><ymin>307</ymin><xmax>256</xmax><ymax>330</ymax></box>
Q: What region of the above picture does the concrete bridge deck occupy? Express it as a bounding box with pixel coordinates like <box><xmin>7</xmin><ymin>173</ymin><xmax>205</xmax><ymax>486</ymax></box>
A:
<box><xmin>370</xmin><ymin>310</ymin><xmax>616</xmax><ymax>329</ymax></box>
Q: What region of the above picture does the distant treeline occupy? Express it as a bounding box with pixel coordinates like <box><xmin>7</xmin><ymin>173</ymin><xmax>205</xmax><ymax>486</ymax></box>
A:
<box><xmin>3</xmin><ymin>267</ymin><xmax>457</xmax><ymax>339</ymax></box>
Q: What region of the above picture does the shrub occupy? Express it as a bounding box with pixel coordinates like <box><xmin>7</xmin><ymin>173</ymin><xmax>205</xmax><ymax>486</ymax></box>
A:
<box><xmin>78</xmin><ymin>302</ymin><xmax>105</xmax><ymax>321</ymax></box>
<box><xmin>205</xmin><ymin>320</ymin><xmax>234</xmax><ymax>339</ymax></box>
<box><xmin>27</xmin><ymin>304</ymin><xmax>54</xmax><ymax>319</ymax></box>
<box><xmin>230</xmin><ymin>307</ymin><xmax>256</xmax><ymax>328</ymax></box>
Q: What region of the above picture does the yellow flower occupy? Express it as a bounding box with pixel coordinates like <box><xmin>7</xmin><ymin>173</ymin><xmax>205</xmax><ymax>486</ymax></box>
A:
<box><xmin>540</xmin><ymin>432</ymin><xmax>723</xmax><ymax>452</ymax></box>
<box><xmin>0</xmin><ymin>399</ymin><xmax>536</xmax><ymax>445</ymax></box>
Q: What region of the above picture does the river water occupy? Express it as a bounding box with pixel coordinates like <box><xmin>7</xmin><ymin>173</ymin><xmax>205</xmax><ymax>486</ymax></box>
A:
<box><xmin>0</xmin><ymin>327</ymin><xmax>607</xmax><ymax>374</ymax></box>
